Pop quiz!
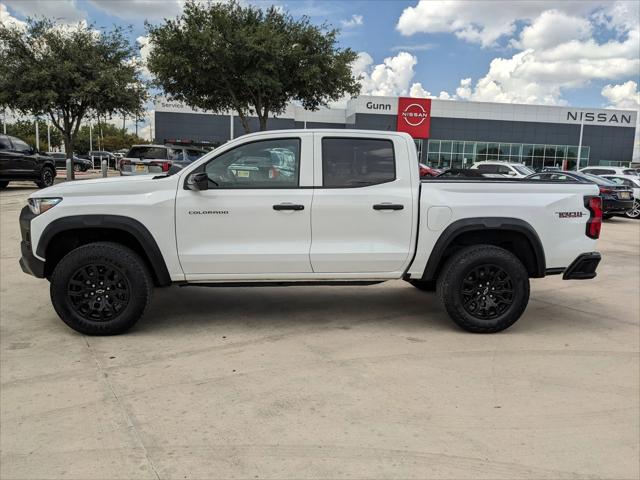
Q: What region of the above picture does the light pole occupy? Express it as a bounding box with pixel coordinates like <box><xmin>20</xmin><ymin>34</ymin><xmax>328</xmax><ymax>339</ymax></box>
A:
<box><xmin>47</xmin><ymin>121</ymin><xmax>51</xmax><ymax>152</ymax></box>
<box><xmin>576</xmin><ymin>116</ymin><xmax>584</xmax><ymax>171</ymax></box>
<box><xmin>34</xmin><ymin>117</ymin><xmax>39</xmax><ymax>151</ymax></box>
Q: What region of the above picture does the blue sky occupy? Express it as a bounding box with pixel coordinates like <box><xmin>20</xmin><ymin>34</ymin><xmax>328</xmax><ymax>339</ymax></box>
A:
<box><xmin>2</xmin><ymin>0</ymin><xmax>639</xmax><ymax>137</ymax></box>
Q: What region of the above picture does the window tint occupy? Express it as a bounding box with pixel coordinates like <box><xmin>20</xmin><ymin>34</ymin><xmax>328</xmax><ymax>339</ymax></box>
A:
<box><xmin>514</xmin><ymin>165</ymin><xmax>534</xmax><ymax>175</ymax></box>
<box><xmin>0</xmin><ymin>136</ymin><xmax>10</xmax><ymax>150</ymax></box>
<box><xmin>168</xmin><ymin>148</ymin><xmax>184</xmax><ymax>161</ymax></box>
<box><xmin>186</xmin><ymin>149</ymin><xmax>203</xmax><ymax>161</ymax></box>
<box><xmin>497</xmin><ymin>165</ymin><xmax>511</xmax><ymax>174</ymax></box>
<box><xmin>477</xmin><ymin>164</ymin><xmax>497</xmax><ymax>173</ymax></box>
<box><xmin>527</xmin><ymin>174</ymin><xmax>544</xmax><ymax>180</ymax></box>
<box><xmin>622</xmin><ymin>169</ymin><xmax>637</xmax><ymax>176</ymax></box>
<box><xmin>204</xmin><ymin>138</ymin><xmax>300</xmax><ymax>188</ymax></box>
<box><xmin>12</xmin><ymin>138</ymin><xmax>32</xmax><ymax>153</ymax></box>
<box><xmin>322</xmin><ymin>138</ymin><xmax>395</xmax><ymax>188</ymax></box>
<box><xmin>549</xmin><ymin>173</ymin><xmax>578</xmax><ymax>182</ymax></box>
<box><xmin>127</xmin><ymin>147</ymin><xmax>168</xmax><ymax>160</ymax></box>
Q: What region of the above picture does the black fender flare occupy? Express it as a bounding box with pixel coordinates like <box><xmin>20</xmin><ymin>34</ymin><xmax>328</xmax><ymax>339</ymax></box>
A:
<box><xmin>421</xmin><ymin>217</ymin><xmax>546</xmax><ymax>280</ymax></box>
<box><xmin>37</xmin><ymin>215</ymin><xmax>172</xmax><ymax>286</ymax></box>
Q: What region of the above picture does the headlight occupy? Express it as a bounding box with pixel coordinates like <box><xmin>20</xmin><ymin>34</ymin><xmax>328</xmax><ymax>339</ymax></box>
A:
<box><xmin>28</xmin><ymin>197</ymin><xmax>62</xmax><ymax>215</ymax></box>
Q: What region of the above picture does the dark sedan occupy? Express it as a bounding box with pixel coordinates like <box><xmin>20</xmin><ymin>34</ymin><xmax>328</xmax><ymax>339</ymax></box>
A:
<box><xmin>526</xmin><ymin>171</ymin><xmax>634</xmax><ymax>218</ymax></box>
<box><xmin>50</xmin><ymin>153</ymin><xmax>93</xmax><ymax>172</ymax></box>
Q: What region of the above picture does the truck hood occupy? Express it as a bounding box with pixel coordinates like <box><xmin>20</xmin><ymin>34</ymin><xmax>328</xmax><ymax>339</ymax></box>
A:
<box><xmin>29</xmin><ymin>174</ymin><xmax>180</xmax><ymax>199</ymax></box>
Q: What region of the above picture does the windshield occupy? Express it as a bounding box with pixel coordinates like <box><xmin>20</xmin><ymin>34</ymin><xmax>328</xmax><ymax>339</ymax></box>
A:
<box><xmin>513</xmin><ymin>165</ymin><xmax>535</xmax><ymax>175</ymax></box>
<box><xmin>127</xmin><ymin>146</ymin><xmax>167</xmax><ymax>160</ymax></box>
<box><xmin>577</xmin><ymin>172</ymin><xmax>618</xmax><ymax>185</ymax></box>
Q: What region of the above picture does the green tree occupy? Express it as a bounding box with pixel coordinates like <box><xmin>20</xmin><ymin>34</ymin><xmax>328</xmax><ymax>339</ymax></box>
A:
<box><xmin>147</xmin><ymin>0</ymin><xmax>360</xmax><ymax>133</ymax></box>
<box><xmin>0</xmin><ymin>18</ymin><xmax>147</xmax><ymax>169</ymax></box>
<box><xmin>5</xmin><ymin>119</ymin><xmax>64</xmax><ymax>151</ymax></box>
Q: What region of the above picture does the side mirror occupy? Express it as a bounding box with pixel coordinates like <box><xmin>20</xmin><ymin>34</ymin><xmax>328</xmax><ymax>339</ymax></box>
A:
<box><xmin>185</xmin><ymin>172</ymin><xmax>209</xmax><ymax>191</ymax></box>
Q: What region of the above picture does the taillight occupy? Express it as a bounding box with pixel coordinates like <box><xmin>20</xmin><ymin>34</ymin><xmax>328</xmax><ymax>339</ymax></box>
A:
<box><xmin>599</xmin><ymin>187</ymin><xmax>613</xmax><ymax>195</ymax></box>
<box><xmin>161</xmin><ymin>162</ymin><xmax>170</xmax><ymax>172</ymax></box>
<box><xmin>584</xmin><ymin>196</ymin><xmax>602</xmax><ymax>239</ymax></box>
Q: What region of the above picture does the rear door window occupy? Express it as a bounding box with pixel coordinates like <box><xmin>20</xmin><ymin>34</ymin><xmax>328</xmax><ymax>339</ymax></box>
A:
<box><xmin>321</xmin><ymin>138</ymin><xmax>395</xmax><ymax>188</ymax></box>
<box><xmin>0</xmin><ymin>136</ymin><xmax>11</xmax><ymax>150</ymax></box>
<box><xmin>11</xmin><ymin>138</ymin><xmax>32</xmax><ymax>153</ymax></box>
<box><xmin>477</xmin><ymin>164</ymin><xmax>498</xmax><ymax>173</ymax></box>
<box><xmin>127</xmin><ymin>147</ymin><xmax>168</xmax><ymax>160</ymax></box>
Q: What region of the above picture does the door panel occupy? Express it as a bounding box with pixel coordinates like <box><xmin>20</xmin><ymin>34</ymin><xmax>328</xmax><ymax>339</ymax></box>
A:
<box><xmin>176</xmin><ymin>133</ymin><xmax>314</xmax><ymax>276</ymax></box>
<box><xmin>310</xmin><ymin>134</ymin><xmax>415</xmax><ymax>273</ymax></box>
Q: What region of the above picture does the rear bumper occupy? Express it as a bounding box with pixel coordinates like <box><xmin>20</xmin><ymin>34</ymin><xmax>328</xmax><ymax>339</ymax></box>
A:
<box><xmin>603</xmin><ymin>197</ymin><xmax>634</xmax><ymax>213</ymax></box>
<box><xmin>563</xmin><ymin>252</ymin><xmax>601</xmax><ymax>280</ymax></box>
<box><xmin>19</xmin><ymin>206</ymin><xmax>45</xmax><ymax>278</ymax></box>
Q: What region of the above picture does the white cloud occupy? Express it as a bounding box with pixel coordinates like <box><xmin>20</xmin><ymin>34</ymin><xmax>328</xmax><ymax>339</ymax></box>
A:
<box><xmin>514</xmin><ymin>9</ymin><xmax>592</xmax><ymax>50</ymax></box>
<box><xmin>137</xmin><ymin>35</ymin><xmax>152</xmax><ymax>79</ymax></box>
<box><xmin>341</xmin><ymin>14</ymin><xmax>363</xmax><ymax>28</ymax></box>
<box><xmin>390</xmin><ymin>43</ymin><xmax>435</xmax><ymax>52</ymax></box>
<box><xmin>89</xmin><ymin>0</ymin><xmax>183</xmax><ymax>20</ymax></box>
<box><xmin>396</xmin><ymin>0</ymin><xmax>605</xmax><ymax>48</ymax></box>
<box><xmin>353</xmin><ymin>51</ymin><xmax>421</xmax><ymax>97</ymax></box>
<box><xmin>602</xmin><ymin>81</ymin><xmax>640</xmax><ymax>110</ymax></box>
<box><xmin>440</xmin><ymin>4</ymin><xmax>640</xmax><ymax>106</ymax></box>
<box><xmin>0</xmin><ymin>3</ymin><xmax>26</xmax><ymax>28</ymax></box>
<box><xmin>3</xmin><ymin>0</ymin><xmax>86</xmax><ymax>22</ymax></box>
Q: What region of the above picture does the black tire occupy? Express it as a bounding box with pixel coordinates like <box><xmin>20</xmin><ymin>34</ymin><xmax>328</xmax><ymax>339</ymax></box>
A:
<box><xmin>625</xmin><ymin>199</ymin><xmax>640</xmax><ymax>219</ymax></box>
<box><xmin>602</xmin><ymin>213</ymin><xmax>614</xmax><ymax>220</ymax></box>
<box><xmin>0</xmin><ymin>181</ymin><xmax>8</xmax><ymax>189</ymax></box>
<box><xmin>408</xmin><ymin>279</ymin><xmax>436</xmax><ymax>292</ymax></box>
<box><xmin>36</xmin><ymin>166</ymin><xmax>55</xmax><ymax>188</ymax></box>
<box><xmin>73</xmin><ymin>163</ymin><xmax>81</xmax><ymax>172</ymax></box>
<box><xmin>437</xmin><ymin>245</ymin><xmax>529</xmax><ymax>333</ymax></box>
<box><xmin>50</xmin><ymin>242</ymin><xmax>153</xmax><ymax>335</ymax></box>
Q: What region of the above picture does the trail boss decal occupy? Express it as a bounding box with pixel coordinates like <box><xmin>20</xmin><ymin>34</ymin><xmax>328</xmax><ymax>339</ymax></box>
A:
<box><xmin>556</xmin><ymin>211</ymin><xmax>585</xmax><ymax>218</ymax></box>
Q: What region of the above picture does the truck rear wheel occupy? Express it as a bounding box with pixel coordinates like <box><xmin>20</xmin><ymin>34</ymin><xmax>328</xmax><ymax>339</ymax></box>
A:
<box><xmin>50</xmin><ymin>242</ymin><xmax>152</xmax><ymax>335</ymax></box>
<box><xmin>437</xmin><ymin>245</ymin><xmax>529</xmax><ymax>333</ymax></box>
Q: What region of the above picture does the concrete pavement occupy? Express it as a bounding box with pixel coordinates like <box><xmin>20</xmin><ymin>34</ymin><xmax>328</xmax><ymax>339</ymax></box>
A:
<box><xmin>1</xmin><ymin>183</ymin><xmax>639</xmax><ymax>479</ymax></box>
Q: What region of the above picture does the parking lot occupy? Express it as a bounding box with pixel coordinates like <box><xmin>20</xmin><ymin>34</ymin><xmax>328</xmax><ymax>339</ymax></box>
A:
<box><xmin>1</xmin><ymin>183</ymin><xmax>638</xmax><ymax>479</ymax></box>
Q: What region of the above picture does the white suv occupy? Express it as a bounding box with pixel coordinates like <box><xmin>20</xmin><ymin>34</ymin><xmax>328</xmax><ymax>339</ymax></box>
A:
<box><xmin>471</xmin><ymin>161</ymin><xmax>535</xmax><ymax>178</ymax></box>
<box><xmin>580</xmin><ymin>166</ymin><xmax>638</xmax><ymax>177</ymax></box>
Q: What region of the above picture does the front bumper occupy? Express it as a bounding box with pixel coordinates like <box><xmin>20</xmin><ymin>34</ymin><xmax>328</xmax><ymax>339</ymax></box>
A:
<box><xmin>19</xmin><ymin>206</ymin><xmax>45</xmax><ymax>278</ymax></box>
<box><xmin>563</xmin><ymin>252</ymin><xmax>601</xmax><ymax>280</ymax></box>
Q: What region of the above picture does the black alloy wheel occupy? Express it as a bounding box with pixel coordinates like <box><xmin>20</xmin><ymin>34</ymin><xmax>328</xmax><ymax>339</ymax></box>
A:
<box><xmin>50</xmin><ymin>242</ymin><xmax>152</xmax><ymax>335</ymax></box>
<box><xmin>461</xmin><ymin>264</ymin><xmax>514</xmax><ymax>320</ymax></box>
<box><xmin>67</xmin><ymin>264</ymin><xmax>130</xmax><ymax>321</ymax></box>
<box><xmin>37</xmin><ymin>167</ymin><xmax>55</xmax><ymax>188</ymax></box>
<box><xmin>438</xmin><ymin>245</ymin><xmax>529</xmax><ymax>333</ymax></box>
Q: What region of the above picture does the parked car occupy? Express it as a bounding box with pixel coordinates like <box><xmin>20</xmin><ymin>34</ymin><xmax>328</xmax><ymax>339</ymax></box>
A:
<box><xmin>435</xmin><ymin>168</ymin><xmax>487</xmax><ymax>178</ymax></box>
<box><xmin>525</xmin><ymin>171</ymin><xmax>634</xmax><ymax>218</ymax></box>
<box><xmin>20</xmin><ymin>129</ymin><xmax>603</xmax><ymax>335</ymax></box>
<box><xmin>0</xmin><ymin>134</ymin><xmax>56</xmax><ymax>189</ymax></box>
<box><xmin>601</xmin><ymin>174</ymin><xmax>640</xmax><ymax>219</ymax></box>
<box><xmin>119</xmin><ymin>144</ymin><xmax>206</xmax><ymax>175</ymax></box>
<box><xmin>580</xmin><ymin>166</ymin><xmax>639</xmax><ymax>177</ymax></box>
<box><xmin>50</xmin><ymin>153</ymin><xmax>93</xmax><ymax>172</ymax></box>
<box><xmin>471</xmin><ymin>161</ymin><xmax>535</xmax><ymax>178</ymax></box>
<box><xmin>81</xmin><ymin>150</ymin><xmax>118</xmax><ymax>169</ymax></box>
<box><xmin>418</xmin><ymin>163</ymin><xmax>442</xmax><ymax>178</ymax></box>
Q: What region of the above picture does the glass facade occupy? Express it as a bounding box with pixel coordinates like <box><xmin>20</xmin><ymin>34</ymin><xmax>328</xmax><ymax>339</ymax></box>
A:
<box><xmin>419</xmin><ymin>139</ymin><xmax>594</xmax><ymax>171</ymax></box>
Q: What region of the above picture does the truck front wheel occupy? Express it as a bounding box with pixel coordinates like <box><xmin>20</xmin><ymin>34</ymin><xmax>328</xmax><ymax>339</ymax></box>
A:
<box><xmin>50</xmin><ymin>242</ymin><xmax>153</xmax><ymax>335</ymax></box>
<box><xmin>437</xmin><ymin>245</ymin><xmax>529</xmax><ymax>333</ymax></box>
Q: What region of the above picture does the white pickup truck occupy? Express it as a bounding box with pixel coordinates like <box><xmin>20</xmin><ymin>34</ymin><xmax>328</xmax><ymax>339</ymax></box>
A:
<box><xmin>19</xmin><ymin>130</ymin><xmax>603</xmax><ymax>335</ymax></box>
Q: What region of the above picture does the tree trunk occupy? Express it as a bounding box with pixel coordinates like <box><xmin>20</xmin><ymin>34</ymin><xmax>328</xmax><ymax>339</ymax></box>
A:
<box><xmin>237</xmin><ymin>110</ymin><xmax>252</xmax><ymax>134</ymax></box>
<box><xmin>258</xmin><ymin>114</ymin><xmax>268</xmax><ymax>131</ymax></box>
<box><xmin>63</xmin><ymin>133</ymin><xmax>75</xmax><ymax>180</ymax></box>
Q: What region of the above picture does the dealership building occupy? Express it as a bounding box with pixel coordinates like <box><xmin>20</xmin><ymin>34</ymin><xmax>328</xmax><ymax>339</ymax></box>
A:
<box><xmin>155</xmin><ymin>95</ymin><xmax>638</xmax><ymax>170</ymax></box>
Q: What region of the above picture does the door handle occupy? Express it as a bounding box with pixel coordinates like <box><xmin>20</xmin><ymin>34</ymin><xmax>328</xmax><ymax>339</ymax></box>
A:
<box><xmin>273</xmin><ymin>203</ymin><xmax>305</xmax><ymax>211</ymax></box>
<box><xmin>373</xmin><ymin>203</ymin><xmax>404</xmax><ymax>211</ymax></box>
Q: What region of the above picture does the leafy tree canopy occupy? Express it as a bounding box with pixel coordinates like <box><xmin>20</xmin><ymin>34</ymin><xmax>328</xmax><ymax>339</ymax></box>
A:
<box><xmin>0</xmin><ymin>18</ymin><xmax>147</xmax><ymax>162</ymax></box>
<box><xmin>147</xmin><ymin>0</ymin><xmax>361</xmax><ymax>132</ymax></box>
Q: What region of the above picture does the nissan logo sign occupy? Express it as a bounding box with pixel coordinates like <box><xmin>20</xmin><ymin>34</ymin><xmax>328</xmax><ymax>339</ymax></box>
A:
<box><xmin>401</xmin><ymin>103</ymin><xmax>428</xmax><ymax>127</ymax></box>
